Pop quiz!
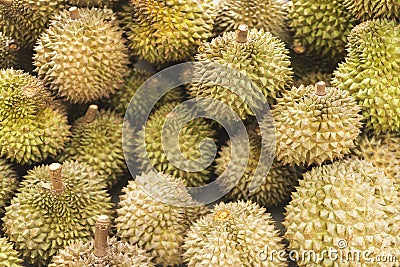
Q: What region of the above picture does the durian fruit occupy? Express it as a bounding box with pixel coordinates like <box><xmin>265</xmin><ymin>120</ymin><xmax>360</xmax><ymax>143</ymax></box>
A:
<box><xmin>34</xmin><ymin>7</ymin><xmax>129</xmax><ymax>103</ymax></box>
<box><xmin>129</xmin><ymin>102</ymin><xmax>216</xmax><ymax>187</ymax></box>
<box><xmin>289</xmin><ymin>0</ymin><xmax>357</xmax><ymax>62</ymax></box>
<box><xmin>183</xmin><ymin>200</ymin><xmax>287</xmax><ymax>266</ymax></box>
<box><xmin>0</xmin><ymin>68</ymin><xmax>71</xmax><ymax>165</ymax></box>
<box><xmin>0</xmin><ymin>237</ymin><xmax>23</xmax><ymax>267</ymax></box>
<box><xmin>213</xmin><ymin>0</ymin><xmax>291</xmax><ymax>44</ymax></box>
<box><xmin>59</xmin><ymin>105</ymin><xmax>125</xmax><ymax>187</ymax></box>
<box><xmin>271</xmin><ymin>81</ymin><xmax>363</xmax><ymax>166</ymax></box>
<box><xmin>189</xmin><ymin>25</ymin><xmax>293</xmax><ymax>120</ymax></box>
<box><xmin>0</xmin><ymin>31</ymin><xmax>19</xmax><ymax>69</ymax></box>
<box><xmin>283</xmin><ymin>159</ymin><xmax>400</xmax><ymax>266</ymax></box>
<box><xmin>294</xmin><ymin>71</ymin><xmax>332</xmax><ymax>87</ymax></box>
<box><xmin>342</xmin><ymin>0</ymin><xmax>400</xmax><ymax>21</ymax></box>
<box><xmin>2</xmin><ymin>161</ymin><xmax>113</xmax><ymax>266</ymax></box>
<box><xmin>0</xmin><ymin>158</ymin><xmax>18</xmax><ymax>216</ymax></box>
<box><xmin>121</xmin><ymin>0</ymin><xmax>214</xmax><ymax>64</ymax></box>
<box><xmin>49</xmin><ymin>215</ymin><xmax>155</xmax><ymax>267</ymax></box>
<box><xmin>67</xmin><ymin>0</ymin><xmax>115</xmax><ymax>7</ymax></box>
<box><xmin>215</xmin><ymin>126</ymin><xmax>302</xmax><ymax>207</ymax></box>
<box><xmin>116</xmin><ymin>171</ymin><xmax>207</xmax><ymax>267</ymax></box>
<box><xmin>332</xmin><ymin>19</ymin><xmax>400</xmax><ymax>133</ymax></box>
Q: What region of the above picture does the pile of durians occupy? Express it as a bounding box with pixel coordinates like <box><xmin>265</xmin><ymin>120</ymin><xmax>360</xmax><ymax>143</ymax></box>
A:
<box><xmin>0</xmin><ymin>0</ymin><xmax>400</xmax><ymax>266</ymax></box>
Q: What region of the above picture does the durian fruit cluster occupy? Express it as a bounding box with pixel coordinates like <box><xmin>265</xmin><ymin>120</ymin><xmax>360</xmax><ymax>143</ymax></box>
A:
<box><xmin>0</xmin><ymin>0</ymin><xmax>399</xmax><ymax>266</ymax></box>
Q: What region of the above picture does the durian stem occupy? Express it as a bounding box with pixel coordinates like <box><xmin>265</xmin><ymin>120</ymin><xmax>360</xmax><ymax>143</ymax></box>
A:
<box><xmin>69</xmin><ymin>6</ymin><xmax>81</xmax><ymax>20</ymax></box>
<box><xmin>0</xmin><ymin>0</ymin><xmax>12</xmax><ymax>6</ymax></box>
<box><xmin>85</xmin><ymin>104</ymin><xmax>99</xmax><ymax>123</ymax></box>
<box><xmin>316</xmin><ymin>81</ymin><xmax>327</xmax><ymax>96</ymax></box>
<box><xmin>236</xmin><ymin>24</ymin><xmax>249</xmax><ymax>43</ymax></box>
<box><xmin>94</xmin><ymin>215</ymin><xmax>110</xmax><ymax>258</ymax></box>
<box><xmin>49</xmin><ymin>163</ymin><xmax>64</xmax><ymax>194</ymax></box>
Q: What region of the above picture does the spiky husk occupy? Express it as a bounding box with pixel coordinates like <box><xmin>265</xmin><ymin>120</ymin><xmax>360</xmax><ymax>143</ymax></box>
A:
<box><xmin>34</xmin><ymin>7</ymin><xmax>129</xmax><ymax>103</ymax></box>
<box><xmin>116</xmin><ymin>171</ymin><xmax>207</xmax><ymax>267</ymax></box>
<box><xmin>332</xmin><ymin>19</ymin><xmax>400</xmax><ymax>133</ymax></box>
<box><xmin>122</xmin><ymin>0</ymin><xmax>214</xmax><ymax>64</ymax></box>
<box><xmin>213</xmin><ymin>0</ymin><xmax>291</xmax><ymax>43</ymax></box>
<box><xmin>128</xmin><ymin>102</ymin><xmax>216</xmax><ymax>187</ymax></box>
<box><xmin>0</xmin><ymin>237</ymin><xmax>23</xmax><ymax>267</ymax></box>
<box><xmin>272</xmin><ymin>83</ymin><xmax>363</xmax><ymax>166</ymax></box>
<box><xmin>49</xmin><ymin>237</ymin><xmax>155</xmax><ymax>267</ymax></box>
<box><xmin>294</xmin><ymin>72</ymin><xmax>332</xmax><ymax>87</ymax></box>
<box><xmin>189</xmin><ymin>28</ymin><xmax>293</xmax><ymax>120</ymax></box>
<box><xmin>0</xmin><ymin>158</ymin><xmax>18</xmax><ymax>216</ymax></box>
<box><xmin>2</xmin><ymin>161</ymin><xmax>113</xmax><ymax>266</ymax></box>
<box><xmin>0</xmin><ymin>32</ymin><xmax>19</xmax><ymax>69</ymax></box>
<box><xmin>59</xmin><ymin>109</ymin><xmax>124</xmax><ymax>188</ymax></box>
<box><xmin>342</xmin><ymin>0</ymin><xmax>400</xmax><ymax>21</ymax></box>
<box><xmin>283</xmin><ymin>159</ymin><xmax>400</xmax><ymax>266</ymax></box>
<box><xmin>0</xmin><ymin>68</ymin><xmax>71</xmax><ymax>165</ymax></box>
<box><xmin>183</xmin><ymin>200</ymin><xmax>287</xmax><ymax>266</ymax></box>
<box><xmin>67</xmin><ymin>0</ymin><xmax>116</xmax><ymax>7</ymax></box>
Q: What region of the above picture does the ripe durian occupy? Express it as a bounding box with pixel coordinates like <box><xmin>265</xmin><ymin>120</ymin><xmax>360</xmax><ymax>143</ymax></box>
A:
<box><xmin>0</xmin><ymin>237</ymin><xmax>23</xmax><ymax>267</ymax></box>
<box><xmin>213</xmin><ymin>0</ymin><xmax>291</xmax><ymax>43</ymax></box>
<box><xmin>116</xmin><ymin>171</ymin><xmax>207</xmax><ymax>267</ymax></box>
<box><xmin>283</xmin><ymin>159</ymin><xmax>400</xmax><ymax>266</ymax></box>
<box><xmin>342</xmin><ymin>0</ymin><xmax>400</xmax><ymax>21</ymax></box>
<box><xmin>294</xmin><ymin>71</ymin><xmax>332</xmax><ymax>87</ymax></box>
<box><xmin>332</xmin><ymin>19</ymin><xmax>400</xmax><ymax>133</ymax></box>
<box><xmin>0</xmin><ymin>68</ymin><xmax>71</xmax><ymax>165</ymax></box>
<box><xmin>189</xmin><ymin>26</ymin><xmax>293</xmax><ymax>120</ymax></box>
<box><xmin>34</xmin><ymin>7</ymin><xmax>129</xmax><ymax>103</ymax></box>
<box><xmin>271</xmin><ymin>81</ymin><xmax>363</xmax><ymax>166</ymax></box>
<box><xmin>59</xmin><ymin>105</ymin><xmax>125</xmax><ymax>187</ymax></box>
<box><xmin>128</xmin><ymin>102</ymin><xmax>216</xmax><ymax>187</ymax></box>
<box><xmin>0</xmin><ymin>32</ymin><xmax>19</xmax><ymax>69</ymax></box>
<box><xmin>0</xmin><ymin>158</ymin><xmax>18</xmax><ymax>216</ymax></box>
<box><xmin>289</xmin><ymin>0</ymin><xmax>357</xmax><ymax>62</ymax></box>
<box><xmin>183</xmin><ymin>200</ymin><xmax>287</xmax><ymax>266</ymax></box>
<box><xmin>2</xmin><ymin>161</ymin><xmax>113</xmax><ymax>266</ymax></box>
<box><xmin>49</xmin><ymin>215</ymin><xmax>155</xmax><ymax>267</ymax></box>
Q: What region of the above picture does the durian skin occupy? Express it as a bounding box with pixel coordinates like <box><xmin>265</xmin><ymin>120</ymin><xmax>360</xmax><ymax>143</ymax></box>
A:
<box><xmin>59</xmin><ymin>109</ymin><xmax>125</xmax><ymax>188</ymax></box>
<box><xmin>189</xmin><ymin>28</ymin><xmax>293</xmax><ymax>120</ymax></box>
<box><xmin>283</xmin><ymin>159</ymin><xmax>400</xmax><ymax>266</ymax></box>
<box><xmin>332</xmin><ymin>19</ymin><xmax>400</xmax><ymax>133</ymax></box>
<box><xmin>0</xmin><ymin>237</ymin><xmax>23</xmax><ymax>267</ymax></box>
<box><xmin>342</xmin><ymin>0</ymin><xmax>400</xmax><ymax>21</ymax></box>
<box><xmin>123</xmin><ymin>0</ymin><xmax>214</xmax><ymax>64</ymax></box>
<box><xmin>0</xmin><ymin>32</ymin><xmax>19</xmax><ymax>69</ymax></box>
<box><xmin>0</xmin><ymin>68</ymin><xmax>71</xmax><ymax>165</ymax></box>
<box><xmin>294</xmin><ymin>72</ymin><xmax>333</xmax><ymax>87</ymax></box>
<box><xmin>34</xmin><ymin>7</ymin><xmax>129</xmax><ymax>103</ymax></box>
<box><xmin>183</xmin><ymin>200</ymin><xmax>287</xmax><ymax>267</ymax></box>
<box><xmin>2</xmin><ymin>161</ymin><xmax>113</xmax><ymax>266</ymax></box>
<box><xmin>49</xmin><ymin>237</ymin><xmax>155</xmax><ymax>267</ymax></box>
<box><xmin>0</xmin><ymin>158</ymin><xmax>18</xmax><ymax>216</ymax></box>
<box><xmin>272</xmin><ymin>83</ymin><xmax>363</xmax><ymax>166</ymax></box>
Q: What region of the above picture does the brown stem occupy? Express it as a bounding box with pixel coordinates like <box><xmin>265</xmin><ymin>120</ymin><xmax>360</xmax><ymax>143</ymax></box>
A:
<box><xmin>69</xmin><ymin>6</ymin><xmax>81</xmax><ymax>20</ymax></box>
<box><xmin>315</xmin><ymin>81</ymin><xmax>327</xmax><ymax>96</ymax></box>
<box><xmin>94</xmin><ymin>215</ymin><xmax>110</xmax><ymax>258</ymax></box>
<box><xmin>85</xmin><ymin>105</ymin><xmax>99</xmax><ymax>123</ymax></box>
<box><xmin>49</xmin><ymin>163</ymin><xmax>64</xmax><ymax>194</ymax></box>
<box><xmin>0</xmin><ymin>0</ymin><xmax>13</xmax><ymax>6</ymax></box>
<box><xmin>236</xmin><ymin>24</ymin><xmax>249</xmax><ymax>43</ymax></box>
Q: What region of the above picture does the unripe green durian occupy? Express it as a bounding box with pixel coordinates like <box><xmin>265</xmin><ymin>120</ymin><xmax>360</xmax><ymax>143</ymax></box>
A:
<box><xmin>34</xmin><ymin>7</ymin><xmax>129</xmax><ymax>103</ymax></box>
<box><xmin>271</xmin><ymin>81</ymin><xmax>363</xmax><ymax>166</ymax></box>
<box><xmin>343</xmin><ymin>0</ymin><xmax>400</xmax><ymax>21</ymax></box>
<box><xmin>0</xmin><ymin>237</ymin><xmax>23</xmax><ymax>267</ymax></box>
<box><xmin>59</xmin><ymin>105</ymin><xmax>125</xmax><ymax>188</ymax></box>
<box><xmin>283</xmin><ymin>159</ymin><xmax>400</xmax><ymax>266</ymax></box>
<box><xmin>2</xmin><ymin>161</ymin><xmax>113</xmax><ymax>266</ymax></box>
<box><xmin>0</xmin><ymin>68</ymin><xmax>71</xmax><ymax>165</ymax></box>
<box><xmin>0</xmin><ymin>158</ymin><xmax>18</xmax><ymax>216</ymax></box>
<box><xmin>183</xmin><ymin>200</ymin><xmax>287</xmax><ymax>266</ymax></box>
<box><xmin>332</xmin><ymin>19</ymin><xmax>400</xmax><ymax>133</ymax></box>
<box><xmin>189</xmin><ymin>26</ymin><xmax>293</xmax><ymax>120</ymax></box>
<box><xmin>116</xmin><ymin>171</ymin><xmax>207</xmax><ymax>267</ymax></box>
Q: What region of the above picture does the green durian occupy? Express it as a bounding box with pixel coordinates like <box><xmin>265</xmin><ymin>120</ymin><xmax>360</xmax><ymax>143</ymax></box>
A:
<box><xmin>2</xmin><ymin>161</ymin><xmax>113</xmax><ymax>266</ymax></box>
<box><xmin>332</xmin><ymin>19</ymin><xmax>400</xmax><ymax>133</ymax></box>
<box><xmin>294</xmin><ymin>71</ymin><xmax>333</xmax><ymax>87</ymax></box>
<box><xmin>289</xmin><ymin>0</ymin><xmax>357</xmax><ymax>62</ymax></box>
<box><xmin>343</xmin><ymin>0</ymin><xmax>400</xmax><ymax>21</ymax></box>
<box><xmin>283</xmin><ymin>159</ymin><xmax>400</xmax><ymax>266</ymax></box>
<box><xmin>0</xmin><ymin>31</ymin><xmax>19</xmax><ymax>69</ymax></box>
<box><xmin>183</xmin><ymin>200</ymin><xmax>287</xmax><ymax>266</ymax></box>
<box><xmin>271</xmin><ymin>81</ymin><xmax>363</xmax><ymax>166</ymax></box>
<box><xmin>121</xmin><ymin>0</ymin><xmax>214</xmax><ymax>64</ymax></box>
<box><xmin>0</xmin><ymin>68</ymin><xmax>71</xmax><ymax>165</ymax></box>
<box><xmin>213</xmin><ymin>0</ymin><xmax>291</xmax><ymax>43</ymax></box>
<box><xmin>0</xmin><ymin>158</ymin><xmax>18</xmax><ymax>216</ymax></box>
<box><xmin>128</xmin><ymin>102</ymin><xmax>216</xmax><ymax>187</ymax></box>
<box><xmin>0</xmin><ymin>237</ymin><xmax>23</xmax><ymax>267</ymax></box>
<box><xmin>189</xmin><ymin>26</ymin><xmax>293</xmax><ymax>120</ymax></box>
<box><xmin>116</xmin><ymin>171</ymin><xmax>207</xmax><ymax>267</ymax></box>
<box><xmin>59</xmin><ymin>105</ymin><xmax>125</xmax><ymax>188</ymax></box>
<box><xmin>34</xmin><ymin>7</ymin><xmax>129</xmax><ymax>103</ymax></box>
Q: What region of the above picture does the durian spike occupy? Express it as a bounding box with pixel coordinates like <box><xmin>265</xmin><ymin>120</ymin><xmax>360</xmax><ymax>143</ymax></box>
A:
<box><xmin>49</xmin><ymin>163</ymin><xmax>64</xmax><ymax>194</ymax></box>
<box><xmin>69</xmin><ymin>6</ymin><xmax>81</xmax><ymax>20</ymax></box>
<box><xmin>0</xmin><ymin>0</ymin><xmax>12</xmax><ymax>6</ymax></box>
<box><xmin>315</xmin><ymin>81</ymin><xmax>327</xmax><ymax>96</ymax></box>
<box><xmin>236</xmin><ymin>24</ymin><xmax>249</xmax><ymax>43</ymax></box>
<box><xmin>85</xmin><ymin>104</ymin><xmax>99</xmax><ymax>123</ymax></box>
<box><xmin>94</xmin><ymin>215</ymin><xmax>110</xmax><ymax>258</ymax></box>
